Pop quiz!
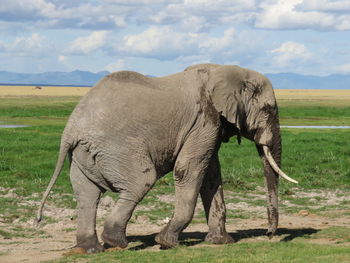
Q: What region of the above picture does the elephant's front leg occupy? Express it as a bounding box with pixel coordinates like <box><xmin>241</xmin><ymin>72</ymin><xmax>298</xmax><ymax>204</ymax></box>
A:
<box><xmin>70</xmin><ymin>162</ymin><xmax>104</xmax><ymax>253</ymax></box>
<box><xmin>155</xmin><ymin>167</ymin><xmax>203</xmax><ymax>248</ymax></box>
<box><xmin>155</xmin><ymin>132</ymin><xmax>218</xmax><ymax>248</ymax></box>
<box><xmin>200</xmin><ymin>154</ymin><xmax>235</xmax><ymax>244</ymax></box>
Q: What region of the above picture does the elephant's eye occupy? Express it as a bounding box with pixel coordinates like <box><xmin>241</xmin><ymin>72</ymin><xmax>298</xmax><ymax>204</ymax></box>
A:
<box><xmin>242</xmin><ymin>83</ymin><xmax>249</xmax><ymax>92</ymax></box>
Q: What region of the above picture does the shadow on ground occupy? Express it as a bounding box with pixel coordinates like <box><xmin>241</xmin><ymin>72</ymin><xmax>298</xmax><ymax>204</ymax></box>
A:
<box><xmin>127</xmin><ymin>228</ymin><xmax>319</xmax><ymax>250</ymax></box>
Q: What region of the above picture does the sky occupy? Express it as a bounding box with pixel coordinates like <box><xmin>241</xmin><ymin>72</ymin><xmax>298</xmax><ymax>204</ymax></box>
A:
<box><xmin>0</xmin><ymin>0</ymin><xmax>350</xmax><ymax>77</ymax></box>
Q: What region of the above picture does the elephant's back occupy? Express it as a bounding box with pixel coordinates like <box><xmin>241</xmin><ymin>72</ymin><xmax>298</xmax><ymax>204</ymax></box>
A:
<box><xmin>102</xmin><ymin>71</ymin><xmax>158</xmax><ymax>89</ymax></box>
<box><xmin>64</xmin><ymin>70</ymin><xmax>191</xmax><ymax>141</ymax></box>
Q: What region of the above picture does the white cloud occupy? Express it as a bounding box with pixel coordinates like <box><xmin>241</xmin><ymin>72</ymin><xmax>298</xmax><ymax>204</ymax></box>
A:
<box><xmin>183</xmin><ymin>0</ymin><xmax>255</xmax><ymax>11</ymax></box>
<box><xmin>104</xmin><ymin>59</ymin><xmax>128</xmax><ymax>72</ymax></box>
<box><xmin>147</xmin><ymin>0</ymin><xmax>256</xmax><ymax>27</ymax></box>
<box><xmin>199</xmin><ymin>28</ymin><xmax>235</xmax><ymax>52</ymax></box>
<box><xmin>118</xmin><ymin>25</ymin><xmax>263</xmax><ymax>66</ymax></box>
<box><xmin>120</xmin><ymin>26</ymin><xmax>200</xmax><ymax>59</ymax></box>
<box><xmin>179</xmin><ymin>16</ymin><xmax>210</xmax><ymax>32</ymax></box>
<box><xmin>57</xmin><ymin>55</ymin><xmax>73</xmax><ymax>71</ymax></box>
<box><xmin>0</xmin><ymin>0</ymin><xmax>56</xmax><ymax>19</ymax></box>
<box><xmin>58</xmin><ymin>55</ymin><xmax>67</xmax><ymax>62</ymax></box>
<box><xmin>175</xmin><ymin>54</ymin><xmax>210</xmax><ymax>65</ymax></box>
<box><xmin>0</xmin><ymin>0</ymin><xmax>130</xmax><ymax>30</ymax></box>
<box><xmin>45</xmin><ymin>3</ymin><xmax>126</xmax><ymax>30</ymax></box>
<box><xmin>65</xmin><ymin>31</ymin><xmax>109</xmax><ymax>55</ymax></box>
<box><xmin>219</xmin><ymin>12</ymin><xmax>256</xmax><ymax>24</ymax></box>
<box><xmin>271</xmin><ymin>41</ymin><xmax>313</xmax><ymax>67</ymax></box>
<box><xmin>105</xmin><ymin>0</ymin><xmax>175</xmax><ymax>4</ymax></box>
<box><xmin>0</xmin><ymin>33</ymin><xmax>51</xmax><ymax>57</ymax></box>
<box><xmin>0</xmin><ymin>40</ymin><xmax>5</xmax><ymax>51</ymax></box>
<box><xmin>148</xmin><ymin>8</ymin><xmax>182</xmax><ymax>25</ymax></box>
<box><xmin>0</xmin><ymin>0</ymin><xmax>349</xmax><ymax>76</ymax></box>
<box><xmin>1</xmin><ymin>0</ymin><xmax>349</xmax><ymax>32</ymax></box>
<box><xmin>336</xmin><ymin>63</ymin><xmax>350</xmax><ymax>74</ymax></box>
<box><xmin>0</xmin><ymin>0</ymin><xmax>50</xmax><ymax>20</ymax></box>
<box><xmin>297</xmin><ymin>0</ymin><xmax>350</xmax><ymax>11</ymax></box>
<box><xmin>114</xmin><ymin>16</ymin><xmax>127</xmax><ymax>27</ymax></box>
<box><xmin>13</xmin><ymin>33</ymin><xmax>45</xmax><ymax>50</ymax></box>
<box><xmin>256</xmin><ymin>0</ymin><xmax>350</xmax><ymax>31</ymax></box>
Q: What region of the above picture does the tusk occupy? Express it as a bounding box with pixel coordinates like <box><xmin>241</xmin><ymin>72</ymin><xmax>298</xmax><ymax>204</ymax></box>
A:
<box><xmin>263</xmin><ymin>146</ymin><xmax>298</xmax><ymax>184</ymax></box>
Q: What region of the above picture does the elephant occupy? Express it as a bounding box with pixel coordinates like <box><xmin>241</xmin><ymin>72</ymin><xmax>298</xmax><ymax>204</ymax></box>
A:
<box><xmin>36</xmin><ymin>63</ymin><xmax>297</xmax><ymax>253</ymax></box>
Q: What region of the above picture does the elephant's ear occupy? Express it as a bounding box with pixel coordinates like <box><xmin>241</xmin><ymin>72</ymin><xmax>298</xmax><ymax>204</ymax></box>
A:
<box><xmin>208</xmin><ymin>66</ymin><xmax>245</xmax><ymax>129</ymax></box>
<box><xmin>242</xmin><ymin>73</ymin><xmax>265</xmax><ymax>101</ymax></box>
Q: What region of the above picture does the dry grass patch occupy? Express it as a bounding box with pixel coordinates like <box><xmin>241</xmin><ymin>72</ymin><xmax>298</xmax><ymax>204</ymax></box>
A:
<box><xmin>1</xmin><ymin>86</ymin><xmax>349</xmax><ymax>105</ymax></box>
<box><xmin>0</xmin><ymin>85</ymin><xmax>89</xmax><ymax>97</ymax></box>
<box><xmin>275</xmin><ymin>89</ymin><xmax>350</xmax><ymax>107</ymax></box>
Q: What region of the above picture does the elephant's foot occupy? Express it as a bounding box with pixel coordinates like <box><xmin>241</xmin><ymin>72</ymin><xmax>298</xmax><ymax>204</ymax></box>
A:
<box><xmin>101</xmin><ymin>230</ymin><xmax>128</xmax><ymax>249</ymax></box>
<box><xmin>63</xmin><ymin>247</ymin><xmax>87</xmax><ymax>256</ymax></box>
<box><xmin>205</xmin><ymin>231</ymin><xmax>235</xmax><ymax>244</ymax></box>
<box><xmin>73</xmin><ymin>239</ymin><xmax>105</xmax><ymax>254</ymax></box>
<box><xmin>266</xmin><ymin>227</ymin><xmax>277</xmax><ymax>239</ymax></box>
<box><xmin>155</xmin><ymin>228</ymin><xmax>179</xmax><ymax>249</ymax></box>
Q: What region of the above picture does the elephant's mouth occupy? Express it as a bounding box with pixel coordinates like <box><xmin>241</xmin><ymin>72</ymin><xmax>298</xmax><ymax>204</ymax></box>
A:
<box><xmin>235</xmin><ymin>121</ymin><xmax>298</xmax><ymax>184</ymax></box>
<box><xmin>262</xmin><ymin>145</ymin><xmax>298</xmax><ymax>184</ymax></box>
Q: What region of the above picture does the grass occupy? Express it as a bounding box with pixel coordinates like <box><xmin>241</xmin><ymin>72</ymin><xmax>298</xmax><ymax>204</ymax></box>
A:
<box><xmin>0</xmin><ymin>96</ymin><xmax>349</xmax><ymax>210</ymax></box>
<box><xmin>0</xmin><ymin>97</ymin><xmax>79</xmax><ymax>119</ymax></box>
<box><xmin>278</xmin><ymin>106</ymin><xmax>350</xmax><ymax>126</ymax></box>
<box><xmin>49</xmin><ymin>227</ymin><xmax>350</xmax><ymax>263</ymax></box>
<box><xmin>219</xmin><ymin>128</ymin><xmax>350</xmax><ymax>192</ymax></box>
<box><xmin>276</xmin><ymin>89</ymin><xmax>350</xmax><ymax>125</ymax></box>
<box><xmin>51</xmin><ymin>241</ymin><xmax>350</xmax><ymax>263</ymax></box>
<box><xmin>309</xmin><ymin>227</ymin><xmax>350</xmax><ymax>243</ymax></box>
<box><xmin>0</xmin><ymin>225</ymin><xmax>46</xmax><ymax>239</ymax></box>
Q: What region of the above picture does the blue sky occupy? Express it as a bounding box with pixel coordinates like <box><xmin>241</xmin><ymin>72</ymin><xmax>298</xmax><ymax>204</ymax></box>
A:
<box><xmin>0</xmin><ymin>0</ymin><xmax>350</xmax><ymax>76</ymax></box>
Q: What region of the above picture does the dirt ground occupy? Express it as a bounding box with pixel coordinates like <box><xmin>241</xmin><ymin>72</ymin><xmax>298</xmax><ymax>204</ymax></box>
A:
<box><xmin>1</xmin><ymin>189</ymin><xmax>349</xmax><ymax>263</ymax></box>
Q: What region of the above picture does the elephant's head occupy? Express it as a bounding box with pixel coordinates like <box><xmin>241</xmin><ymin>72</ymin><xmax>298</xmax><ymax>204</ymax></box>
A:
<box><xmin>186</xmin><ymin>64</ymin><xmax>298</xmax><ymax>238</ymax></box>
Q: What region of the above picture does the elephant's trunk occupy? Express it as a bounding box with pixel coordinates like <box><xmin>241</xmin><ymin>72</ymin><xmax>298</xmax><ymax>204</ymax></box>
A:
<box><xmin>256</xmin><ymin>130</ymin><xmax>282</xmax><ymax>239</ymax></box>
<box><xmin>252</xmin><ymin>104</ymin><xmax>298</xmax><ymax>238</ymax></box>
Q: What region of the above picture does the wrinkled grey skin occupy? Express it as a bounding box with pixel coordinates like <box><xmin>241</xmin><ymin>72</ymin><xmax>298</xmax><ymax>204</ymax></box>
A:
<box><xmin>37</xmin><ymin>64</ymin><xmax>282</xmax><ymax>253</ymax></box>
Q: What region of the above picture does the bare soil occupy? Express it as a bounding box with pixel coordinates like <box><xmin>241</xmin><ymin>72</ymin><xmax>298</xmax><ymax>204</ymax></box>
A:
<box><xmin>1</xmin><ymin>188</ymin><xmax>349</xmax><ymax>263</ymax></box>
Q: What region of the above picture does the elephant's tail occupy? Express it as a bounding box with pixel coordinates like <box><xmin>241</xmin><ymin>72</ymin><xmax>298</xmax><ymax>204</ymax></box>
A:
<box><xmin>35</xmin><ymin>140</ymin><xmax>72</xmax><ymax>226</ymax></box>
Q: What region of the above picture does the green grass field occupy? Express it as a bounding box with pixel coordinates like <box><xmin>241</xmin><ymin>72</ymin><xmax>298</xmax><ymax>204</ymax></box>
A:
<box><xmin>0</xmin><ymin>93</ymin><xmax>349</xmax><ymax>262</ymax></box>
<box><xmin>53</xmin><ymin>241</ymin><xmax>350</xmax><ymax>263</ymax></box>
<box><xmin>0</xmin><ymin>96</ymin><xmax>348</xmax><ymax>195</ymax></box>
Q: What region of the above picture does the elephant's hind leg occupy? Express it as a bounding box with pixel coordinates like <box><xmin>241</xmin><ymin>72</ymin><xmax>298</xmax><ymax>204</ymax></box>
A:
<box><xmin>101</xmin><ymin>165</ymin><xmax>158</xmax><ymax>249</ymax></box>
<box><xmin>101</xmin><ymin>198</ymin><xmax>136</xmax><ymax>249</ymax></box>
<box><xmin>200</xmin><ymin>154</ymin><xmax>234</xmax><ymax>244</ymax></box>
<box><xmin>70</xmin><ymin>161</ymin><xmax>104</xmax><ymax>253</ymax></box>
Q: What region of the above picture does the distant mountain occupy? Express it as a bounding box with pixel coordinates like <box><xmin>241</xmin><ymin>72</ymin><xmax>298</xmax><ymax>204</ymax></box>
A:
<box><xmin>0</xmin><ymin>70</ymin><xmax>110</xmax><ymax>86</ymax></box>
<box><xmin>0</xmin><ymin>70</ymin><xmax>349</xmax><ymax>89</ymax></box>
<box><xmin>266</xmin><ymin>73</ymin><xmax>350</xmax><ymax>89</ymax></box>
